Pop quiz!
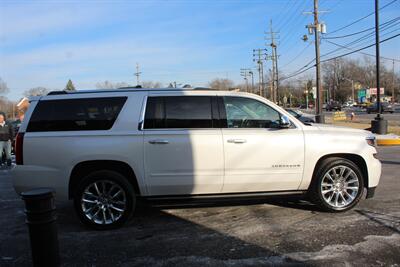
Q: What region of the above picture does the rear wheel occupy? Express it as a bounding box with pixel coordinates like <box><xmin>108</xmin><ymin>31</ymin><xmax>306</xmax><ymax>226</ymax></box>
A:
<box><xmin>74</xmin><ymin>170</ymin><xmax>135</xmax><ymax>230</ymax></box>
<box><xmin>309</xmin><ymin>158</ymin><xmax>364</xmax><ymax>212</ymax></box>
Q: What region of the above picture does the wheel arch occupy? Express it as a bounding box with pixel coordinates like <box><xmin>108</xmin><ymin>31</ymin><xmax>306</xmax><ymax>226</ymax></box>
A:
<box><xmin>69</xmin><ymin>160</ymin><xmax>141</xmax><ymax>199</ymax></box>
<box><xmin>310</xmin><ymin>153</ymin><xmax>369</xmax><ymax>190</ymax></box>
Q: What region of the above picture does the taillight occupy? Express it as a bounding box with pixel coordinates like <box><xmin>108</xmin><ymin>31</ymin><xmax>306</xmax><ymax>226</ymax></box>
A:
<box><xmin>15</xmin><ymin>132</ymin><xmax>24</xmax><ymax>165</ymax></box>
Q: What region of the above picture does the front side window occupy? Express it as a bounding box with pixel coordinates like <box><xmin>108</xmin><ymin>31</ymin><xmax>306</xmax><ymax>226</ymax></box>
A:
<box><xmin>27</xmin><ymin>97</ymin><xmax>127</xmax><ymax>132</ymax></box>
<box><xmin>222</xmin><ymin>96</ymin><xmax>281</xmax><ymax>128</ymax></box>
<box><xmin>144</xmin><ymin>96</ymin><xmax>213</xmax><ymax>129</ymax></box>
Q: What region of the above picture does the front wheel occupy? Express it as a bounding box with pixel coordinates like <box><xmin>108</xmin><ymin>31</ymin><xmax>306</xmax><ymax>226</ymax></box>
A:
<box><xmin>74</xmin><ymin>170</ymin><xmax>136</xmax><ymax>230</ymax></box>
<box><xmin>309</xmin><ymin>158</ymin><xmax>364</xmax><ymax>212</ymax></box>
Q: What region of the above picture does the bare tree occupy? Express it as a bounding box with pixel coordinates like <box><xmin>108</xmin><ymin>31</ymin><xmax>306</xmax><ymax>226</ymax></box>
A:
<box><xmin>0</xmin><ymin>77</ymin><xmax>9</xmax><ymax>95</ymax></box>
<box><xmin>96</xmin><ymin>81</ymin><xmax>116</xmax><ymax>89</ymax></box>
<box><xmin>24</xmin><ymin>87</ymin><xmax>49</xmax><ymax>97</ymax></box>
<box><xmin>208</xmin><ymin>78</ymin><xmax>234</xmax><ymax>90</ymax></box>
<box><xmin>95</xmin><ymin>81</ymin><xmax>132</xmax><ymax>89</ymax></box>
<box><xmin>141</xmin><ymin>81</ymin><xmax>163</xmax><ymax>88</ymax></box>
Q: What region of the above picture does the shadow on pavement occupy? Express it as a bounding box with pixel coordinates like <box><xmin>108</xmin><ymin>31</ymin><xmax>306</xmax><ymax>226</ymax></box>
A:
<box><xmin>355</xmin><ymin>209</ymin><xmax>400</xmax><ymax>234</ymax></box>
<box><xmin>52</xmin><ymin>202</ymin><xmax>304</xmax><ymax>266</ymax></box>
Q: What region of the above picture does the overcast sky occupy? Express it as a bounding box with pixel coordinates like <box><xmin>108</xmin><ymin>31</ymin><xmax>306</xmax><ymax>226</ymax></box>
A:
<box><xmin>1</xmin><ymin>0</ymin><xmax>399</xmax><ymax>100</ymax></box>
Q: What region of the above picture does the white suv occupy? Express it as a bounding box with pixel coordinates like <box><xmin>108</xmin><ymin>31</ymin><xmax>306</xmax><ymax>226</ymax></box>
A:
<box><xmin>12</xmin><ymin>88</ymin><xmax>381</xmax><ymax>229</ymax></box>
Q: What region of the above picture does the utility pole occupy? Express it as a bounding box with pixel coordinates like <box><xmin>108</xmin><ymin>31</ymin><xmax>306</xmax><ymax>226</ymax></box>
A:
<box><xmin>266</xmin><ymin>20</ymin><xmax>280</xmax><ymax>104</ymax></box>
<box><xmin>134</xmin><ymin>63</ymin><xmax>141</xmax><ymax>86</ymax></box>
<box><xmin>305</xmin><ymin>82</ymin><xmax>309</xmax><ymax>110</ymax></box>
<box><xmin>269</xmin><ymin>69</ymin><xmax>273</xmax><ymax>100</ymax></box>
<box><xmin>253</xmin><ymin>49</ymin><xmax>268</xmax><ymax>97</ymax></box>
<box><xmin>305</xmin><ymin>0</ymin><xmax>327</xmax><ymax>123</ymax></box>
<box><xmin>392</xmin><ymin>59</ymin><xmax>395</xmax><ymax>104</ymax></box>
<box><xmin>240</xmin><ymin>68</ymin><xmax>251</xmax><ymax>92</ymax></box>
<box><xmin>371</xmin><ymin>0</ymin><xmax>388</xmax><ymax>134</ymax></box>
<box><xmin>249</xmin><ymin>71</ymin><xmax>255</xmax><ymax>93</ymax></box>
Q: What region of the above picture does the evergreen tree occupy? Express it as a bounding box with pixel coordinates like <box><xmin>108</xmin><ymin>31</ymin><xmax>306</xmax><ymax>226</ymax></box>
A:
<box><xmin>65</xmin><ymin>79</ymin><xmax>76</xmax><ymax>91</ymax></box>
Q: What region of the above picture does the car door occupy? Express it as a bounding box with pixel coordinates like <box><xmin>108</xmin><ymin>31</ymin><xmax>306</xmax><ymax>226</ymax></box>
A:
<box><xmin>143</xmin><ymin>93</ymin><xmax>224</xmax><ymax>196</ymax></box>
<box><xmin>220</xmin><ymin>96</ymin><xmax>305</xmax><ymax>193</ymax></box>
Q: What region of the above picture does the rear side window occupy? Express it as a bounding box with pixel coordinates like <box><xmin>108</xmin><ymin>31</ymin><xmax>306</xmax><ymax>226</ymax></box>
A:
<box><xmin>144</xmin><ymin>96</ymin><xmax>213</xmax><ymax>129</ymax></box>
<box><xmin>27</xmin><ymin>97</ymin><xmax>127</xmax><ymax>132</ymax></box>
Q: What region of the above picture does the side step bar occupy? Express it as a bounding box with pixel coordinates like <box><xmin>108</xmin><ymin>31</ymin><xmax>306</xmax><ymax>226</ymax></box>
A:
<box><xmin>143</xmin><ymin>190</ymin><xmax>307</xmax><ymax>202</ymax></box>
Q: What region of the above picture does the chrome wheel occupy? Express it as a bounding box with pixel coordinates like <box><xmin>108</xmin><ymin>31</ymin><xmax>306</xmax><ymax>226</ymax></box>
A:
<box><xmin>320</xmin><ymin>165</ymin><xmax>360</xmax><ymax>208</ymax></box>
<box><xmin>81</xmin><ymin>180</ymin><xmax>127</xmax><ymax>225</ymax></box>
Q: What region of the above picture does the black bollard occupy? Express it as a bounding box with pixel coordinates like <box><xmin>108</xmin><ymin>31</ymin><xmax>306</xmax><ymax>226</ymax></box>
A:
<box><xmin>21</xmin><ymin>188</ymin><xmax>60</xmax><ymax>267</ymax></box>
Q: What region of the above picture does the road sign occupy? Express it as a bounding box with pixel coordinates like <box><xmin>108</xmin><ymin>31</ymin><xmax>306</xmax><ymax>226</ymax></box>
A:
<box><xmin>369</xmin><ymin>88</ymin><xmax>385</xmax><ymax>95</ymax></box>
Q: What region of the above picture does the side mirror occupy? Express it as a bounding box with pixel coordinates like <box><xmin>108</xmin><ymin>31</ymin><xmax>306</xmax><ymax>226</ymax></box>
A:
<box><xmin>280</xmin><ymin>115</ymin><xmax>291</xmax><ymax>129</ymax></box>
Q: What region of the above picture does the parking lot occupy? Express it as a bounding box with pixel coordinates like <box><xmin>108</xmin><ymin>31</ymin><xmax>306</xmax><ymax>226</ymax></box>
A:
<box><xmin>0</xmin><ymin>146</ymin><xmax>399</xmax><ymax>266</ymax></box>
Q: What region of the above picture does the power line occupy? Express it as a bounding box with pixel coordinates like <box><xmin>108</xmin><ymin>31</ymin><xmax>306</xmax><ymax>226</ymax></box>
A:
<box><xmin>282</xmin><ymin>24</ymin><xmax>399</xmax><ymax>76</ymax></box>
<box><xmin>278</xmin><ymin>0</ymin><xmax>307</xmax><ymax>32</ymax></box>
<box><xmin>280</xmin><ymin>43</ymin><xmax>312</xmax><ymax>69</ymax></box>
<box><xmin>281</xmin><ymin>33</ymin><xmax>400</xmax><ymax>80</ymax></box>
<box><xmin>274</xmin><ymin>0</ymin><xmax>295</xmax><ymax>30</ymax></box>
<box><xmin>322</xmin><ymin>17</ymin><xmax>400</xmax><ymax>39</ymax></box>
<box><xmin>326</xmin><ymin>0</ymin><xmax>398</xmax><ymax>35</ymax></box>
<box><xmin>320</xmin><ymin>0</ymin><xmax>344</xmax><ymax>19</ymax></box>
<box><xmin>324</xmin><ymin>39</ymin><xmax>400</xmax><ymax>62</ymax></box>
<box><xmin>319</xmin><ymin>19</ymin><xmax>400</xmax><ymax>60</ymax></box>
<box><xmin>321</xmin><ymin>33</ymin><xmax>400</xmax><ymax>62</ymax></box>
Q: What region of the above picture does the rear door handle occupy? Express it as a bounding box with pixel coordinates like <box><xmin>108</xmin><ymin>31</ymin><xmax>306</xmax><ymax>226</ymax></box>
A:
<box><xmin>227</xmin><ymin>139</ymin><xmax>247</xmax><ymax>144</ymax></box>
<box><xmin>148</xmin><ymin>140</ymin><xmax>169</xmax><ymax>144</ymax></box>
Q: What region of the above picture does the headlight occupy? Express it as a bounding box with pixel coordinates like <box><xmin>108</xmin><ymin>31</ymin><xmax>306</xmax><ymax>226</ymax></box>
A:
<box><xmin>366</xmin><ymin>137</ymin><xmax>376</xmax><ymax>147</ymax></box>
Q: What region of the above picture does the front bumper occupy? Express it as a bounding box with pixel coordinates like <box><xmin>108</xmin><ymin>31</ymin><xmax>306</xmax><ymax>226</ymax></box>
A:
<box><xmin>367</xmin><ymin>157</ymin><xmax>382</xmax><ymax>188</ymax></box>
<box><xmin>366</xmin><ymin>186</ymin><xmax>376</xmax><ymax>199</ymax></box>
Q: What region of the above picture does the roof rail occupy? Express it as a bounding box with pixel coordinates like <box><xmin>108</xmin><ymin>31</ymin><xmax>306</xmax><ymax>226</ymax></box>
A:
<box><xmin>118</xmin><ymin>85</ymin><xmax>142</xmax><ymax>89</ymax></box>
<box><xmin>47</xmin><ymin>90</ymin><xmax>68</xmax><ymax>95</ymax></box>
<box><xmin>193</xmin><ymin>87</ymin><xmax>214</xmax><ymax>90</ymax></box>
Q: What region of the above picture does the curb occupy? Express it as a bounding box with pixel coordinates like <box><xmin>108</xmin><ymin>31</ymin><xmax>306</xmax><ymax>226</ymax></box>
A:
<box><xmin>375</xmin><ymin>134</ymin><xmax>400</xmax><ymax>146</ymax></box>
<box><xmin>376</xmin><ymin>138</ymin><xmax>400</xmax><ymax>146</ymax></box>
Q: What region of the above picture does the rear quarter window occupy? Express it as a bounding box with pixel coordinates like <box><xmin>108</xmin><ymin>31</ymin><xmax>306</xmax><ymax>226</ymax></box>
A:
<box><xmin>27</xmin><ymin>97</ymin><xmax>127</xmax><ymax>132</ymax></box>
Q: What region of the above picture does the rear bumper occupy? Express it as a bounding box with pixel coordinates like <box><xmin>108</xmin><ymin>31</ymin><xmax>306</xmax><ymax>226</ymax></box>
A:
<box><xmin>11</xmin><ymin>165</ymin><xmax>69</xmax><ymax>200</ymax></box>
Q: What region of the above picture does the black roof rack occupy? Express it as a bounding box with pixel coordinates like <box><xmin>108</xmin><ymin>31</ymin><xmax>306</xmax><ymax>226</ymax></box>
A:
<box><xmin>47</xmin><ymin>90</ymin><xmax>68</xmax><ymax>95</ymax></box>
<box><xmin>118</xmin><ymin>85</ymin><xmax>142</xmax><ymax>89</ymax></box>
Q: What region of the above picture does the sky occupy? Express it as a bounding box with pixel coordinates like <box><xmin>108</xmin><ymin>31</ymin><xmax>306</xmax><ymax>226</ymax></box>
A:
<box><xmin>0</xmin><ymin>0</ymin><xmax>399</xmax><ymax>100</ymax></box>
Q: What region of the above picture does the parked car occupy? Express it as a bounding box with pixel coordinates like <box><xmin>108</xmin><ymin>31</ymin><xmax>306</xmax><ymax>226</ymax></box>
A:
<box><xmin>285</xmin><ymin>109</ymin><xmax>315</xmax><ymax>123</ymax></box>
<box><xmin>366</xmin><ymin>102</ymin><xmax>395</xmax><ymax>114</ymax></box>
<box><xmin>325</xmin><ymin>101</ymin><xmax>342</xmax><ymax>111</ymax></box>
<box><xmin>12</xmin><ymin>88</ymin><xmax>381</xmax><ymax>229</ymax></box>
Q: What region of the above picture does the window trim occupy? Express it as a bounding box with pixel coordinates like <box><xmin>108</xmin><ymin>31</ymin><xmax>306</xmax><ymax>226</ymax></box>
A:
<box><xmin>139</xmin><ymin>95</ymin><xmax>148</xmax><ymax>131</ymax></box>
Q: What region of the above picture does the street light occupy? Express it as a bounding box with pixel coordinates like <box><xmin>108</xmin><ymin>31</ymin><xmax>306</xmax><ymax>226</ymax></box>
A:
<box><xmin>371</xmin><ymin>0</ymin><xmax>388</xmax><ymax>134</ymax></box>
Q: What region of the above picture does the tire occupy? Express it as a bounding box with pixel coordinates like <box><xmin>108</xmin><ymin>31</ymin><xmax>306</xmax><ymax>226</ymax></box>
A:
<box><xmin>73</xmin><ymin>170</ymin><xmax>136</xmax><ymax>230</ymax></box>
<box><xmin>309</xmin><ymin>157</ymin><xmax>364</xmax><ymax>212</ymax></box>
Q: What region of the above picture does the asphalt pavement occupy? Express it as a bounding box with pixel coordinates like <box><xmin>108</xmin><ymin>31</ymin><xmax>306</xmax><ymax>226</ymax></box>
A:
<box><xmin>0</xmin><ymin>147</ymin><xmax>399</xmax><ymax>266</ymax></box>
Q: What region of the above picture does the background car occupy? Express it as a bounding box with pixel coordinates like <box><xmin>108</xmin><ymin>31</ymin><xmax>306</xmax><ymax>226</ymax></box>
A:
<box><xmin>366</xmin><ymin>102</ymin><xmax>395</xmax><ymax>114</ymax></box>
<box><xmin>285</xmin><ymin>109</ymin><xmax>315</xmax><ymax>123</ymax></box>
<box><xmin>325</xmin><ymin>101</ymin><xmax>342</xmax><ymax>111</ymax></box>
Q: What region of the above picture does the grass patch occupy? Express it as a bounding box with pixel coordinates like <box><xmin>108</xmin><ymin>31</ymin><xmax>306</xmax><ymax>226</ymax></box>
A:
<box><xmin>328</xmin><ymin>120</ymin><xmax>400</xmax><ymax>135</ymax></box>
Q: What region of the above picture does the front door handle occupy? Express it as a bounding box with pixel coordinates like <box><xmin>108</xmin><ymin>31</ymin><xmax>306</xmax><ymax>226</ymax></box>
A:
<box><xmin>148</xmin><ymin>140</ymin><xmax>169</xmax><ymax>145</ymax></box>
<box><xmin>227</xmin><ymin>139</ymin><xmax>247</xmax><ymax>144</ymax></box>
